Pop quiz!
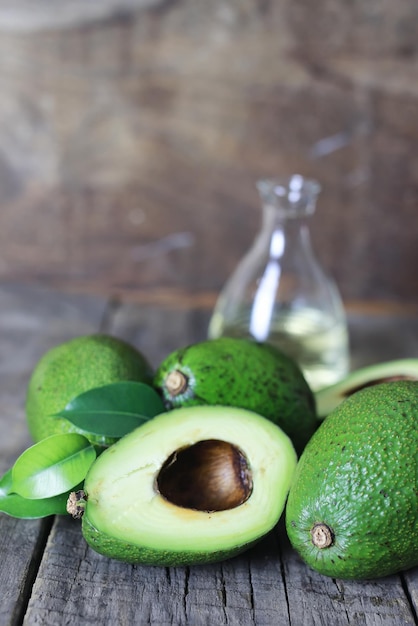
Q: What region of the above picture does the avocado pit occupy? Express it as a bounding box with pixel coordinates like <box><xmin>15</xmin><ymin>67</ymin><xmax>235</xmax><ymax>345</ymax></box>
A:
<box><xmin>156</xmin><ymin>439</ymin><xmax>253</xmax><ymax>512</ymax></box>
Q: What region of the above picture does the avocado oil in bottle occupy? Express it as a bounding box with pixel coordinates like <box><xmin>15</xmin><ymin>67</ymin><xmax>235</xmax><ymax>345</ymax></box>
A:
<box><xmin>208</xmin><ymin>175</ymin><xmax>350</xmax><ymax>391</ymax></box>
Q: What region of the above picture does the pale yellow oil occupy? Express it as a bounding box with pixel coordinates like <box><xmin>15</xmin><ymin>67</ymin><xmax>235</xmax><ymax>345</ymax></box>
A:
<box><xmin>208</xmin><ymin>307</ymin><xmax>349</xmax><ymax>391</ymax></box>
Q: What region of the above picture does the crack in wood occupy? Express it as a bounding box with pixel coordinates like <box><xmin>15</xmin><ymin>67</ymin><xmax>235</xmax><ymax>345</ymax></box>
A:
<box><xmin>9</xmin><ymin>517</ymin><xmax>54</xmax><ymax>626</ymax></box>
<box><xmin>183</xmin><ymin>566</ymin><xmax>190</xmax><ymax>621</ymax></box>
<box><xmin>401</xmin><ymin>572</ymin><xmax>418</xmax><ymax>626</ymax></box>
<box><xmin>276</xmin><ymin>528</ymin><xmax>292</xmax><ymax>625</ymax></box>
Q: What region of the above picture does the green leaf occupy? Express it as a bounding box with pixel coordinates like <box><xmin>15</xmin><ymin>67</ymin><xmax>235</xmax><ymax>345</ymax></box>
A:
<box><xmin>55</xmin><ymin>381</ymin><xmax>165</xmax><ymax>439</ymax></box>
<box><xmin>0</xmin><ymin>491</ymin><xmax>69</xmax><ymax>518</ymax></box>
<box><xmin>0</xmin><ymin>467</ymin><xmax>69</xmax><ymax>518</ymax></box>
<box><xmin>11</xmin><ymin>433</ymin><xmax>96</xmax><ymax>500</ymax></box>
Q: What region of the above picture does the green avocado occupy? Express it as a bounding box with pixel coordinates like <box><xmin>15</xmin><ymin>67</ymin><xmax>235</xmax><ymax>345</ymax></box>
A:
<box><xmin>285</xmin><ymin>380</ymin><xmax>418</xmax><ymax>580</ymax></box>
<box><xmin>315</xmin><ymin>358</ymin><xmax>418</xmax><ymax>419</ymax></box>
<box><xmin>25</xmin><ymin>334</ymin><xmax>153</xmax><ymax>448</ymax></box>
<box><xmin>153</xmin><ymin>337</ymin><xmax>317</xmax><ymax>454</ymax></box>
<box><xmin>70</xmin><ymin>405</ymin><xmax>298</xmax><ymax>566</ymax></box>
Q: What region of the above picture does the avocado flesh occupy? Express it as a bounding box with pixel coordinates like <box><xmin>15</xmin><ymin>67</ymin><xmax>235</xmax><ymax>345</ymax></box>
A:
<box><xmin>154</xmin><ymin>337</ymin><xmax>317</xmax><ymax>455</ymax></box>
<box><xmin>286</xmin><ymin>380</ymin><xmax>418</xmax><ymax>580</ymax></box>
<box><xmin>26</xmin><ymin>334</ymin><xmax>153</xmax><ymax>447</ymax></box>
<box><xmin>315</xmin><ymin>358</ymin><xmax>418</xmax><ymax>419</ymax></box>
<box><xmin>81</xmin><ymin>405</ymin><xmax>297</xmax><ymax>566</ymax></box>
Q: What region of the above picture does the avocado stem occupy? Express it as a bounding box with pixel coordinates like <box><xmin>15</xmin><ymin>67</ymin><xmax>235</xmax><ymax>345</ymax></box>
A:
<box><xmin>165</xmin><ymin>370</ymin><xmax>189</xmax><ymax>396</ymax></box>
<box><xmin>67</xmin><ymin>490</ymin><xmax>87</xmax><ymax>519</ymax></box>
<box><xmin>311</xmin><ymin>523</ymin><xmax>334</xmax><ymax>549</ymax></box>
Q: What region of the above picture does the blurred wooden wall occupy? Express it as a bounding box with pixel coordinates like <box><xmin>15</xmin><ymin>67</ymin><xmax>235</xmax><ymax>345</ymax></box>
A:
<box><xmin>0</xmin><ymin>0</ymin><xmax>417</xmax><ymax>307</ymax></box>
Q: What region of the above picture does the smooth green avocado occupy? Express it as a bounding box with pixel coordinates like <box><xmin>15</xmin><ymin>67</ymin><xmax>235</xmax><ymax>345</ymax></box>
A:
<box><xmin>315</xmin><ymin>358</ymin><xmax>418</xmax><ymax>419</ymax></box>
<box><xmin>26</xmin><ymin>334</ymin><xmax>153</xmax><ymax>447</ymax></box>
<box><xmin>285</xmin><ymin>380</ymin><xmax>418</xmax><ymax>580</ymax></box>
<box><xmin>70</xmin><ymin>405</ymin><xmax>298</xmax><ymax>566</ymax></box>
<box><xmin>154</xmin><ymin>337</ymin><xmax>317</xmax><ymax>454</ymax></box>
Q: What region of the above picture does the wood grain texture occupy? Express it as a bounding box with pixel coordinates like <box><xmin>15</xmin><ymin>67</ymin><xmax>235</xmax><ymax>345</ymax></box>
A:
<box><xmin>0</xmin><ymin>516</ymin><xmax>52</xmax><ymax>626</ymax></box>
<box><xmin>0</xmin><ymin>0</ymin><xmax>163</xmax><ymax>32</ymax></box>
<box><xmin>0</xmin><ymin>284</ymin><xmax>107</xmax><ymax>626</ymax></box>
<box><xmin>23</xmin><ymin>518</ymin><xmax>290</xmax><ymax>626</ymax></box>
<box><xmin>404</xmin><ymin>569</ymin><xmax>418</xmax><ymax>622</ymax></box>
<box><xmin>105</xmin><ymin>299</ymin><xmax>212</xmax><ymax>367</ymax></box>
<box><xmin>0</xmin><ymin>1</ymin><xmax>417</xmax><ymax>303</ymax></box>
<box><xmin>347</xmin><ymin>312</ymin><xmax>418</xmax><ymax>371</ymax></box>
<box><xmin>278</xmin><ymin>526</ymin><xmax>418</xmax><ymax>626</ymax></box>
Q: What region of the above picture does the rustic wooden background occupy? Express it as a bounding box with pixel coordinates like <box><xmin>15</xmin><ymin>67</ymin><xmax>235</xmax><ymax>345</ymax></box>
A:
<box><xmin>0</xmin><ymin>0</ymin><xmax>417</xmax><ymax>307</ymax></box>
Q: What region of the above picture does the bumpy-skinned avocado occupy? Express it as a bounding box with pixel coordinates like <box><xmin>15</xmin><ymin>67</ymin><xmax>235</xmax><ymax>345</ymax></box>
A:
<box><xmin>68</xmin><ymin>405</ymin><xmax>298</xmax><ymax>566</ymax></box>
<box><xmin>26</xmin><ymin>334</ymin><xmax>153</xmax><ymax>447</ymax></box>
<box><xmin>315</xmin><ymin>358</ymin><xmax>418</xmax><ymax>419</ymax></box>
<box><xmin>285</xmin><ymin>380</ymin><xmax>418</xmax><ymax>580</ymax></box>
<box><xmin>154</xmin><ymin>337</ymin><xmax>317</xmax><ymax>454</ymax></box>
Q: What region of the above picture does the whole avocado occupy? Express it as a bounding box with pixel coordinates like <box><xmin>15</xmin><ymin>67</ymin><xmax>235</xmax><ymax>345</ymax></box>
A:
<box><xmin>285</xmin><ymin>380</ymin><xmax>418</xmax><ymax>580</ymax></box>
<box><xmin>154</xmin><ymin>337</ymin><xmax>317</xmax><ymax>454</ymax></box>
<box><xmin>26</xmin><ymin>334</ymin><xmax>153</xmax><ymax>447</ymax></box>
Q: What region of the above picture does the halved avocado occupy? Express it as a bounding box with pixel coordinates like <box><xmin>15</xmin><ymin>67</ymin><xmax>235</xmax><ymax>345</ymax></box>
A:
<box><xmin>69</xmin><ymin>405</ymin><xmax>297</xmax><ymax>566</ymax></box>
<box><xmin>315</xmin><ymin>358</ymin><xmax>418</xmax><ymax>419</ymax></box>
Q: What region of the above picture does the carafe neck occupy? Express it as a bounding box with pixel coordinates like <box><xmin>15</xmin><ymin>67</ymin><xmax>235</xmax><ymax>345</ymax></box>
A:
<box><xmin>256</xmin><ymin>176</ymin><xmax>320</xmax><ymax>261</ymax></box>
<box><xmin>257</xmin><ymin>175</ymin><xmax>320</xmax><ymax>222</ymax></box>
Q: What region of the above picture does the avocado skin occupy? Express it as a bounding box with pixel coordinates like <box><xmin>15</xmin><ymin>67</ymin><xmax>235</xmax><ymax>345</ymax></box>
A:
<box><xmin>26</xmin><ymin>334</ymin><xmax>153</xmax><ymax>446</ymax></box>
<box><xmin>81</xmin><ymin>515</ymin><xmax>258</xmax><ymax>566</ymax></box>
<box><xmin>285</xmin><ymin>380</ymin><xmax>418</xmax><ymax>580</ymax></box>
<box><xmin>154</xmin><ymin>338</ymin><xmax>317</xmax><ymax>454</ymax></box>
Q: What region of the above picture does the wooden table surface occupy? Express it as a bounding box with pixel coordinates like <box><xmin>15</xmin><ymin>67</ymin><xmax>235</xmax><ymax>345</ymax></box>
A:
<box><xmin>0</xmin><ymin>283</ymin><xmax>417</xmax><ymax>626</ymax></box>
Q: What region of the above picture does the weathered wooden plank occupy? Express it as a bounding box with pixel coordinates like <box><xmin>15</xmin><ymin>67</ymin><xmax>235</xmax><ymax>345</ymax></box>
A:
<box><xmin>348</xmin><ymin>312</ymin><xmax>418</xmax><ymax>371</ymax></box>
<box><xmin>178</xmin><ymin>529</ymin><xmax>290</xmax><ymax>626</ymax></box>
<box><xmin>0</xmin><ymin>517</ymin><xmax>53</xmax><ymax>626</ymax></box>
<box><xmin>0</xmin><ymin>284</ymin><xmax>108</xmax><ymax>626</ymax></box>
<box><xmin>277</xmin><ymin>525</ymin><xmax>418</xmax><ymax>626</ymax></box>
<box><xmin>22</xmin><ymin>518</ymin><xmax>291</xmax><ymax>626</ymax></box>
<box><xmin>0</xmin><ymin>2</ymin><xmax>418</xmax><ymax>303</ymax></box>
<box><xmin>23</xmin><ymin>511</ymin><xmax>418</xmax><ymax>625</ymax></box>
<box><xmin>0</xmin><ymin>0</ymin><xmax>161</xmax><ymax>33</ymax></box>
<box><xmin>404</xmin><ymin>568</ymin><xmax>418</xmax><ymax>623</ymax></box>
<box><xmin>105</xmin><ymin>299</ymin><xmax>211</xmax><ymax>367</ymax></box>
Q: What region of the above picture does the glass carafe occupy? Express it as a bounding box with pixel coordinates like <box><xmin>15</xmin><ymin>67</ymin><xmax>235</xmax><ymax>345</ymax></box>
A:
<box><xmin>208</xmin><ymin>175</ymin><xmax>350</xmax><ymax>391</ymax></box>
